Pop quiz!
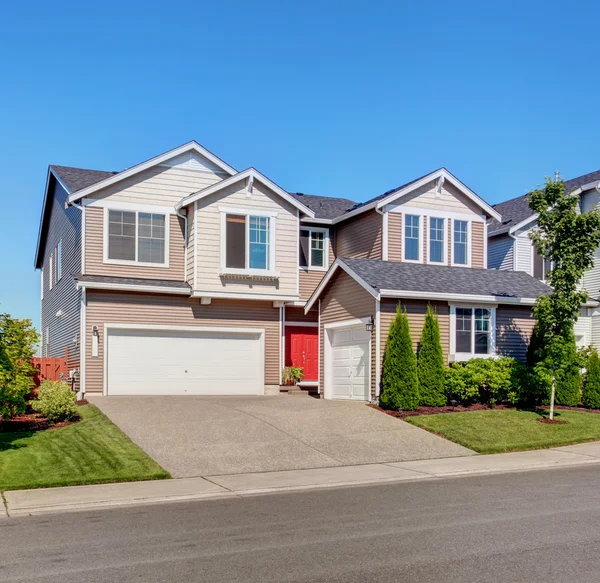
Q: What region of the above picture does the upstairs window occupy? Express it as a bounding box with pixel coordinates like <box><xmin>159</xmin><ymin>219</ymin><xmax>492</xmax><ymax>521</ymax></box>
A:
<box><xmin>453</xmin><ymin>307</ymin><xmax>494</xmax><ymax>359</ymax></box>
<box><xmin>404</xmin><ymin>215</ymin><xmax>420</xmax><ymax>261</ymax></box>
<box><xmin>299</xmin><ymin>229</ymin><xmax>328</xmax><ymax>269</ymax></box>
<box><xmin>453</xmin><ymin>220</ymin><xmax>469</xmax><ymax>265</ymax></box>
<box><xmin>429</xmin><ymin>217</ymin><xmax>445</xmax><ymax>263</ymax></box>
<box><xmin>107</xmin><ymin>210</ymin><xmax>167</xmax><ymax>265</ymax></box>
<box><xmin>224</xmin><ymin>212</ymin><xmax>273</xmax><ymax>272</ymax></box>
<box><xmin>533</xmin><ymin>245</ymin><xmax>552</xmax><ymax>281</ymax></box>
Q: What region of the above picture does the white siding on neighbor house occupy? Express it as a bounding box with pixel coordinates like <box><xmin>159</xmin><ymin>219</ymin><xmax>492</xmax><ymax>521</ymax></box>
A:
<box><xmin>591</xmin><ymin>312</ymin><xmax>600</xmax><ymax>350</ymax></box>
<box><xmin>575</xmin><ymin>314</ymin><xmax>592</xmax><ymax>348</ymax></box>
<box><xmin>581</xmin><ymin>189</ymin><xmax>600</xmax><ymax>214</ymax></box>
<box><xmin>488</xmin><ymin>234</ymin><xmax>514</xmax><ymax>270</ymax></box>
<box><xmin>86</xmin><ymin>158</ymin><xmax>225</xmax><ymax>206</ymax></box>
<box><xmin>583</xmin><ymin>248</ymin><xmax>600</xmax><ymax>301</ymax></box>
<box><xmin>514</xmin><ymin>229</ymin><xmax>533</xmax><ymax>274</ymax></box>
<box><xmin>193</xmin><ymin>180</ymin><xmax>299</xmax><ymax>298</ymax></box>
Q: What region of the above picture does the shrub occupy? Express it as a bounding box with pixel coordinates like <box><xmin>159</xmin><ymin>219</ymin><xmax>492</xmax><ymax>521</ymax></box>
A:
<box><xmin>0</xmin><ymin>314</ymin><xmax>39</xmax><ymax>420</ymax></box>
<box><xmin>554</xmin><ymin>328</ymin><xmax>581</xmax><ymax>407</ymax></box>
<box><xmin>417</xmin><ymin>305</ymin><xmax>446</xmax><ymax>407</ymax></box>
<box><xmin>32</xmin><ymin>380</ymin><xmax>79</xmax><ymax>424</ymax></box>
<box><xmin>381</xmin><ymin>304</ymin><xmax>419</xmax><ymax>410</ymax></box>
<box><xmin>583</xmin><ymin>351</ymin><xmax>600</xmax><ymax>409</ymax></box>
<box><xmin>444</xmin><ymin>365</ymin><xmax>478</xmax><ymax>405</ymax></box>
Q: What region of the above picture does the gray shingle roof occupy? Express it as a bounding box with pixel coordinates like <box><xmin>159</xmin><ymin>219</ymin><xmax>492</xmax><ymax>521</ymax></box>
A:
<box><xmin>289</xmin><ymin>192</ymin><xmax>356</xmax><ymax>220</ymax></box>
<box><xmin>339</xmin><ymin>257</ymin><xmax>551</xmax><ymax>299</ymax></box>
<box><xmin>488</xmin><ymin>169</ymin><xmax>600</xmax><ymax>236</ymax></box>
<box><xmin>50</xmin><ymin>165</ymin><xmax>118</xmax><ymax>193</ymax></box>
<box><xmin>76</xmin><ymin>274</ymin><xmax>191</xmax><ymax>291</ymax></box>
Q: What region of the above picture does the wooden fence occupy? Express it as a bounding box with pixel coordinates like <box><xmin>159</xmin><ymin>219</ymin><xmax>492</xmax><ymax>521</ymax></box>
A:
<box><xmin>32</xmin><ymin>348</ymin><xmax>69</xmax><ymax>386</ymax></box>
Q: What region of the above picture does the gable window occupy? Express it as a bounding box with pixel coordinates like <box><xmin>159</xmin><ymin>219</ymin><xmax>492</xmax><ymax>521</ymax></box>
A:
<box><xmin>299</xmin><ymin>228</ymin><xmax>328</xmax><ymax>270</ymax></box>
<box><xmin>429</xmin><ymin>217</ymin><xmax>445</xmax><ymax>263</ymax></box>
<box><xmin>222</xmin><ymin>209</ymin><xmax>277</xmax><ymax>275</ymax></box>
<box><xmin>453</xmin><ymin>220</ymin><xmax>469</xmax><ymax>265</ymax></box>
<box><xmin>107</xmin><ymin>209</ymin><xmax>168</xmax><ymax>266</ymax></box>
<box><xmin>451</xmin><ymin>306</ymin><xmax>495</xmax><ymax>360</ymax></box>
<box><xmin>404</xmin><ymin>215</ymin><xmax>420</xmax><ymax>261</ymax></box>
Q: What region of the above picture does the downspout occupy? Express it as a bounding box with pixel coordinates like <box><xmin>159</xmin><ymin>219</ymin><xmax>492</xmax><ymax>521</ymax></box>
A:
<box><xmin>375</xmin><ymin>206</ymin><xmax>388</xmax><ymax>261</ymax></box>
<box><xmin>69</xmin><ymin>200</ymin><xmax>85</xmax><ymax>395</ymax></box>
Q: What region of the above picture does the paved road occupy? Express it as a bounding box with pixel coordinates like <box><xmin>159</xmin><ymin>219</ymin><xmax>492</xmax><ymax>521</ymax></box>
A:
<box><xmin>3</xmin><ymin>466</ymin><xmax>600</xmax><ymax>582</ymax></box>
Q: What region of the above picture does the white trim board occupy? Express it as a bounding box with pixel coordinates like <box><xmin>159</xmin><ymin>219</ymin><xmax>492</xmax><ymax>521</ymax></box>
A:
<box><xmin>77</xmin><ymin>280</ymin><xmax>190</xmax><ymax>295</ymax></box>
<box><xmin>68</xmin><ymin>141</ymin><xmax>236</xmax><ymax>204</ymax></box>
<box><xmin>83</xmin><ymin>199</ymin><xmax>179</xmax><ymax>215</ymax></box>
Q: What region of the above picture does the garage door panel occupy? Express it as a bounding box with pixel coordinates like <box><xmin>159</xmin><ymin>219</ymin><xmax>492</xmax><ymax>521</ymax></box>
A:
<box><xmin>107</xmin><ymin>329</ymin><xmax>263</xmax><ymax>396</ymax></box>
<box><xmin>329</xmin><ymin>326</ymin><xmax>370</xmax><ymax>401</ymax></box>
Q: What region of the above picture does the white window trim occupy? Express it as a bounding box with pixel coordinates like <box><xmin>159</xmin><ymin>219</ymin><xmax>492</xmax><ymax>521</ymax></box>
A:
<box><xmin>56</xmin><ymin>240</ymin><xmax>62</xmax><ymax>282</ymax></box>
<box><xmin>40</xmin><ymin>266</ymin><xmax>44</xmax><ymax>301</ymax></box>
<box><xmin>299</xmin><ymin>227</ymin><xmax>330</xmax><ymax>271</ymax></box>
<box><xmin>449</xmin><ymin>305</ymin><xmax>496</xmax><ymax>362</ymax></box>
<box><xmin>49</xmin><ymin>254</ymin><xmax>53</xmax><ymax>290</ymax></box>
<box><xmin>451</xmin><ymin>219</ymin><xmax>471</xmax><ymax>267</ymax></box>
<box><xmin>219</xmin><ymin>208</ymin><xmax>278</xmax><ymax>277</ymax></box>
<box><xmin>402</xmin><ymin>214</ymin><xmax>423</xmax><ymax>263</ymax></box>
<box><xmin>103</xmin><ymin>207</ymin><xmax>170</xmax><ymax>268</ymax></box>
<box><xmin>427</xmin><ymin>216</ymin><xmax>447</xmax><ymax>265</ymax></box>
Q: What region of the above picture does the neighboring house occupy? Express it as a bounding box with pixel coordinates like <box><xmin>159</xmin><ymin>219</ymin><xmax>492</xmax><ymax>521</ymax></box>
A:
<box><xmin>35</xmin><ymin>142</ymin><xmax>549</xmax><ymax>401</ymax></box>
<box><xmin>487</xmin><ymin>170</ymin><xmax>600</xmax><ymax>348</ymax></box>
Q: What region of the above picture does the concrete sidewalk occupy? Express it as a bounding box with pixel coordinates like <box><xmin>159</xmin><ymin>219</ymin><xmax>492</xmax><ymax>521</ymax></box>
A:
<box><xmin>5</xmin><ymin>441</ymin><xmax>600</xmax><ymax>517</ymax></box>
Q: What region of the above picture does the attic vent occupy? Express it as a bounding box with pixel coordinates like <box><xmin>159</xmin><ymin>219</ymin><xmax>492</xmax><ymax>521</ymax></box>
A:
<box><xmin>502</xmin><ymin>219</ymin><xmax>512</xmax><ymax>225</ymax></box>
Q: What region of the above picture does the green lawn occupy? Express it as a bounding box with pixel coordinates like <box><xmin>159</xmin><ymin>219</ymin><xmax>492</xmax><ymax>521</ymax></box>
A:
<box><xmin>0</xmin><ymin>404</ymin><xmax>170</xmax><ymax>491</ymax></box>
<box><xmin>406</xmin><ymin>409</ymin><xmax>600</xmax><ymax>454</ymax></box>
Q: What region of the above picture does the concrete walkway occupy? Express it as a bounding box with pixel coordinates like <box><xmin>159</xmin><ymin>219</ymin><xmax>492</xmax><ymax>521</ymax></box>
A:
<box><xmin>90</xmin><ymin>395</ymin><xmax>473</xmax><ymax>476</ymax></box>
<box><xmin>5</xmin><ymin>441</ymin><xmax>600</xmax><ymax>517</ymax></box>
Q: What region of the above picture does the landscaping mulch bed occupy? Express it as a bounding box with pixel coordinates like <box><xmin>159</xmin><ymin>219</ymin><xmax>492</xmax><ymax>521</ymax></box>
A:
<box><xmin>368</xmin><ymin>403</ymin><xmax>513</xmax><ymax>419</ymax></box>
<box><xmin>0</xmin><ymin>413</ymin><xmax>77</xmax><ymax>433</ymax></box>
<box><xmin>537</xmin><ymin>417</ymin><xmax>568</xmax><ymax>425</ymax></box>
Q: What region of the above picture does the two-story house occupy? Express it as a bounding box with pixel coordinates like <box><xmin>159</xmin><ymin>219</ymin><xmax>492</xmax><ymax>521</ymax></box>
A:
<box><xmin>35</xmin><ymin>141</ymin><xmax>549</xmax><ymax>401</ymax></box>
<box><xmin>487</xmin><ymin>169</ymin><xmax>600</xmax><ymax>349</ymax></box>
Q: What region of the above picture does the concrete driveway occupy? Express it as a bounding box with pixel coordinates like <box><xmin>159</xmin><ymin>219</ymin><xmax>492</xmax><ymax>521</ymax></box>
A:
<box><xmin>91</xmin><ymin>396</ymin><xmax>474</xmax><ymax>477</ymax></box>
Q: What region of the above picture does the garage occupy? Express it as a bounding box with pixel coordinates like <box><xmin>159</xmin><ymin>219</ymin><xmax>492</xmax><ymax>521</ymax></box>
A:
<box><xmin>105</xmin><ymin>327</ymin><xmax>264</xmax><ymax>396</ymax></box>
<box><xmin>329</xmin><ymin>326</ymin><xmax>371</xmax><ymax>401</ymax></box>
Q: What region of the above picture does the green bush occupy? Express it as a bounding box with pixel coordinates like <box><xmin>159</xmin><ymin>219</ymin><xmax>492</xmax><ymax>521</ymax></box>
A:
<box><xmin>583</xmin><ymin>350</ymin><xmax>600</xmax><ymax>409</ymax></box>
<box><xmin>554</xmin><ymin>329</ymin><xmax>581</xmax><ymax>407</ymax></box>
<box><xmin>381</xmin><ymin>304</ymin><xmax>419</xmax><ymax>411</ymax></box>
<box><xmin>32</xmin><ymin>380</ymin><xmax>79</xmax><ymax>424</ymax></box>
<box><xmin>443</xmin><ymin>357</ymin><xmax>524</xmax><ymax>406</ymax></box>
<box><xmin>417</xmin><ymin>305</ymin><xmax>446</xmax><ymax>407</ymax></box>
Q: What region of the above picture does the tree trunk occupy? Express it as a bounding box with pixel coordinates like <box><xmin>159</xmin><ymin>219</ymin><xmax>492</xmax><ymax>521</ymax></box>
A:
<box><xmin>549</xmin><ymin>363</ymin><xmax>556</xmax><ymax>420</ymax></box>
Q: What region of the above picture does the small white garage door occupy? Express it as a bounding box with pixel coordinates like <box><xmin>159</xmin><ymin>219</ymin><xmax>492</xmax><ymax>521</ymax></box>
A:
<box><xmin>330</xmin><ymin>327</ymin><xmax>370</xmax><ymax>401</ymax></box>
<box><xmin>106</xmin><ymin>328</ymin><xmax>263</xmax><ymax>396</ymax></box>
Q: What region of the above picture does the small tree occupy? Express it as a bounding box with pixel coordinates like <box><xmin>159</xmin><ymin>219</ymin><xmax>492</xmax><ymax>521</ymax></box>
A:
<box><xmin>0</xmin><ymin>314</ymin><xmax>39</xmax><ymax>420</ymax></box>
<box><xmin>583</xmin><ymin>350</ymin><xmax>600</xmax><ymax>409</ymax></box>
<box><xmin>529</xmin><ymin>176</ymin><xmax>600</xmax><ymax>419</ymax></box>
<box><xmin>417</xmin><ymin>304</ymin><xmax>446</xmax><ymax>406</ymax></box>
<box><xmin>554</xmin><ymin>327</ymin><xmax>581</xmax><ymax>406</ymax></box>
<box><xmin>381</xmin><ymin>303</ymin><xmax>419</xmax><ymax>410</ymax></box>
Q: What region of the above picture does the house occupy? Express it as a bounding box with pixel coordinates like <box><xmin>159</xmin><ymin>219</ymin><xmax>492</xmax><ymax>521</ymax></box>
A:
<box><xmin>487</xmin><ymin>169</ymin><xmax>600</xmax><ymax>348</ymax></box>
<box><xmin>35</xmin><ymin>141</ymin><xmax>549</xmax><ymax>401</ymax></box>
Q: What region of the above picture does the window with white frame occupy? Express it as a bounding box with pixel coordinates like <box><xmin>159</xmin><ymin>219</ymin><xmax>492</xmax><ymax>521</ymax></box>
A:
<box><xmin>453</xmin><ymin>307</ymin><xmax>494</xmax><ymax>358</ymax></box>
<box><xmin>429</xmin><ymin>217</ymin><xmax>445</xmax><ymax>263</ymax></box>
<box><xmin>107</xmin><ymin>210</ymin><xmax>167</xmax><ymax>265</ymax></box>
<box><xmin>404</xmin><ymin>214</ymin><xmax>420</xmax><ymax>261</ymax></box>
<box><xmin>299</xmin><ymin>228</ymin><xmax>328</xmax><ymax>269</ymax></box>
<box><xmin>453</xmin><ymin>220</ymin><xmax>469</xmax><ymax>265</ymax></box>
<box><xmin>224</xmin><ymin>212</ymin><xmax>274</xmax><ymax>272</ymax></box>
<box><xmin>533</xmin><ymin>245</ymin><xmax>552</xmax><ymax>281</ymax></box>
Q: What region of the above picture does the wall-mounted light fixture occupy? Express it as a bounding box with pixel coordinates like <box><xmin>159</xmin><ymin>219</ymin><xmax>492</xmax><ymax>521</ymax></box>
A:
<box><xmin>56</xmin><ymin>310</ymin><xmax>65</xmax><ymax>318</ymax></box>
<box><xmin>365</xmin><ymin>315</ymin><xmax>375</xmax><ymax>333</ymax></box>
<box><xmin>92</xmin><ymin>326</ymin><xmax>99</xmax><ymax>358</ymax></box>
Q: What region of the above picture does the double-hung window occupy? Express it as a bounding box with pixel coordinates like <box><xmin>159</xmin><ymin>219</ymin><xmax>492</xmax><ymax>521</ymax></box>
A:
<box><xmin>453</xmin><ymin>220</ymin><xmax>469</xmax><ymax>265</ymax></box>
<box><xmin>404</xmin><ymin>214</ymin><xmax>420</xmax><ymax>261</ymax></box>
<box><xmin>107</xmin><ymin>210</ymin><xmax>167</xmax><ymax>265</ymax></box>
<box><xmin>453</xmin><ymin>307</ymin><xmax>494</xmax><ymax>359</ymax></box>
<box><xmin>224</xmin><ymin>212</ymin><xmax>275</xmax><ymax>273</ymax></box>
<box><xmin>429</xmin><ymin>217</ymin><xmax>445</xmax><ymax>263</ymax></box>
<box><xmin>299</xmin><ymin>228</ymin><xmax>328</xmax><ymax>269</ymax></box>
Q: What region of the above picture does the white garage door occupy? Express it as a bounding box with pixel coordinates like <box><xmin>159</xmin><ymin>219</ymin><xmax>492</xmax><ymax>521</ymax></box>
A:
<box><xmin>106</xmin><ymin>328</ymin><xmax>263</xmax><ymax>396</ymax></box>
<box><xmin>330</xmin><ymin>327</ymin><xmax>370</xmax><ymax>401</ymax></box>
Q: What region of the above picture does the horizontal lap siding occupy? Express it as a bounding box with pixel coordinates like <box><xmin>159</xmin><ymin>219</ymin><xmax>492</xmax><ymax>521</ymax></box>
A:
<box><xmin>488</xmin><ymin>234</ymin><xmax>514</xmax><ymax>270</ymax></box>
<box><xmin>336</xmin><ymin>210</ymin><xmax>382</xmax><ymax>259</ymax></box>
<box><xmin>496</xmin><ymin>306</ymin><xmax>534</xmax><ymax>362</ymax></box>
<box><xmin>85</xmin><ymin>207</ymin><xmax>186</xmax><ymax>280</ymax></box>
<box><xmin>388</xmin><ymin>212</ymin><xmax>402</xmax><ymax>261</ymax></box>
<box><xmin>285</xmin><ymin>306</ymin><xmax>318</xmax><ymax>324</ymax></box>
<box><xmin>471</xmin><ymin>222</ymin><xmax>484</xmax><ymax>268</ymax></box>
<box><xmin>186</xmin><ymin>204</ymin><xmax>195</xmax><ymax>286</ymax></box>
<box><xmin>85</xmin><ymin>292</ymin><xmax>280</xmax><ymax>393</ymax></box>
<box><xmin>319</xmin><ymin>271</ymin><xmax>376</xmax><ymax>394</ymax></box>
<box><xmin>298</xmin><ymin>233</ymin><xmax>334</xmax><ymax>300</ymax></box>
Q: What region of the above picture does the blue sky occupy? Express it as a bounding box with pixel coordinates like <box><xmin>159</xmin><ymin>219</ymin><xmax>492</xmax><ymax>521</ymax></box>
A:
<box><xmin>1</xmin><ymin>0</ymin><xmax>599</xmax><ymax>329</ymax></box>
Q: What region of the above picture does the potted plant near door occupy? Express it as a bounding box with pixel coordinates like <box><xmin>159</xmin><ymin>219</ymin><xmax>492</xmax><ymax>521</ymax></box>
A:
<box><xmin>282</xmin><ymin>367</ymin><xmax>304</xmax><ymax>386</ymax></box>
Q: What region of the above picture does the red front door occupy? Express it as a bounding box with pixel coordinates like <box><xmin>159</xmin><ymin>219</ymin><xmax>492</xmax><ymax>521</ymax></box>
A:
<box><xmin>285</xmin><ymin>326</ymin><xmax>319</xmax><ymax>381</ymax></box>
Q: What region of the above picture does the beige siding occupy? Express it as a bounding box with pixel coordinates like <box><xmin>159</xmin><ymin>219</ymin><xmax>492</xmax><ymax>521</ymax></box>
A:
<box><xmin>336</xmin><ymin>210</ymin><xmax>382</xmax><ymax>259</ymax></box>
<box><xmin>395</xmin><ymin>180</ymin><xmax>483</xmax><ymax>216</ymax></box>
<box><xmin>298</xmin><ymin>233</ymin><xmax>334</xmax><ymax>300</ymax></box>
<box><xmin>84</xmin><ymin>292</ymin><xmax>280</xmax><ymax>393</ymax></box>
<box><xmin>319</xmin><ymin>271</ymin><xmax>376</xmax><ymax>394</ymax></box>
<box><xmin>194</xmin><ymin>181</ymin><xmax>299</xmax><ymax>297</ymax></box>
<box><xmin>388</xmin><ymin>212</ymin><xmax>402</xmax><ymax>261</ymax></box>
<box><xmin>471</xmin><ymin>222</ymin><xmax>485</xmax><ymax>268</ymax></box>
<box><xmin>496</xmin><ymin>306</ymin><xmax>535</xmax><ymax>362</ymax></box>
<box><xmin>85</xmin><ymin>207</ymin><xmax>186</xmax><ymax>280</ymax></box>
<box><xmin>285</xmin><ymin>306</ymin><xmax>318</xmax><ymax>324</ymax></box>
<box><xmin>87</xmin><ymin>163</ymin><xmax>224</xmax><ymax>205</ymax></box>
<box><xmin>186</xmin><ymin>204</ymin><xmax>195</xmax><ymax>286</ymax></box>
